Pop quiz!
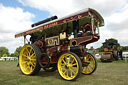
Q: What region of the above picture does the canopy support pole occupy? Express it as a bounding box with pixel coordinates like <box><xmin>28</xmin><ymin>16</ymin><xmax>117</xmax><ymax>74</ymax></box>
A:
<box><xmin>97</xmin><ymin>22</ymin><xmax>100</xmax><ymax>36</ymax></box>
<box><xmin>24</xmin><ymin>35</ymin><xmax>26</xmax><ymax>45</ymax></box>
<box><xmin>91</xmin><ymin>15</ymin><xmax>94</xmax><ymax>34</ymax></box>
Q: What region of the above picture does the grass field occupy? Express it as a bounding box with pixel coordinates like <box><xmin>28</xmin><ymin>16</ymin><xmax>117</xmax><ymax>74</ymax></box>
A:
<box><xmin>0</xmin><ymin>59</ymin><xmax>128</xmax><ymax>85</ymax></box>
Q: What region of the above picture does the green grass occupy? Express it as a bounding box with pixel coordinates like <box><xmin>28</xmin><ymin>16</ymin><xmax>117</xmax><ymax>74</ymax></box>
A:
<box><xmin>0</xmin><ymin>60</ymin><xmax>128</xmax><ymax>85</ymax></box>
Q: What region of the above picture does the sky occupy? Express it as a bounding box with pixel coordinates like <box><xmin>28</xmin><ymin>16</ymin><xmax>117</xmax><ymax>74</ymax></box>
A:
<box><xmin>0</xmin><ymin>0</ymin><xmax>128</xmax><ymax>53</ymax></box>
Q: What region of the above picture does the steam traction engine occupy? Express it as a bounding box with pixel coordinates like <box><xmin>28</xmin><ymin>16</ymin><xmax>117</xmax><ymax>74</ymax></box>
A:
<box><xmin>100</xmin><ymin>40</ymin><xmax>119</xmax><ymax>62</ymax></box>
<box><xmin>15</xmin><ymin>8</ymin><xmax>104</xmax><ymax>80</ymax></box>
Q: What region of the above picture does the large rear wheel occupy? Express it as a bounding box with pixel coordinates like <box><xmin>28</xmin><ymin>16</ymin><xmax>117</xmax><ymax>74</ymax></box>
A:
<box><xmin>19</xmin><ymin>44</ymin><xmax>41</xmax><ymax>75</ymax></box>
<box><xmin>81</xmin><ymin>52</ymin><xmax>97</xmax><ymax>75</ymax></box>
<box><xmin>57</xmin><ymin>52</ymin><xmax>82</xmax><ymax>81</ymax></box>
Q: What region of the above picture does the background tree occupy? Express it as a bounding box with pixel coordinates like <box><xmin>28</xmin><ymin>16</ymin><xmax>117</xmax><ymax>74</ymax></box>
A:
<box><xmin>14</xmin><ymin>51</ymin><xmax>19</xmax><ymax>57</ymax></box>
<box><xmin>0</xmin><ymin>47</ymin><xmax>10</xmax><ymax>57</ymax></box>
<box><xmin>14</xmin><ymin>46</ymin><xmax>22</xmax><ymax>57</ymax></box>
<box><xmin>99</xmin><ymin>38</ymin><xmax>120</xmax><ymax>52</ymax></box>
<box><xmin>99</xmin><ymin>46</ymin><xmax>104</xmax><ymax>52</ymax></box>
<box><xmin>10</xmin><ymin>53</ymin><xmax>14</xmax><ymax>57</ymax></box>
<box><xmin>15</xmin><ymin>46</ymin><xmax>22</xmax><ymax>54</ymax></box>
<box><xmin>122</xmin><ymin>46</ymin><xmax>128</xmax><ymax>51</ymax></box>
<box><xmin>2</xmin><ymin>54</ymin><xmax>8</xmax><ymax>57</ymax></box>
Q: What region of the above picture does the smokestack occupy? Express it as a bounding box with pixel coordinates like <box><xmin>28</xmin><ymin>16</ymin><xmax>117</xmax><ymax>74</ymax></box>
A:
<box><xmin>31</xmin><ymin>15</ymin><xmax>58</xmax><ymax>27</ymax></box>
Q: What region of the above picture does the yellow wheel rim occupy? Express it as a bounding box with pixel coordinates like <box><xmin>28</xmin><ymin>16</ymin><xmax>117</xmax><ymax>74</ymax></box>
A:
<box><xmin>81</xmin><ymin>53</ymin><xmax>96</xmax><ymax>74</ymax></box>
<box><xmin>19</xmin><ymin>45</ymin><xmax>36</xmax><ymax>75</ymax></box>
<box><xmin>58</xmin><ymin>53</ymin><xmax>79</xmax><ymax>80</ymax></box>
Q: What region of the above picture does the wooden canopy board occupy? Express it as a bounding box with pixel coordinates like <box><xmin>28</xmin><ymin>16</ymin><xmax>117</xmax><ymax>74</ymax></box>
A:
<box><xmin>15</xmin><ymin>8</ymin><xmax>104</xmax><ymax>38</ymax></box>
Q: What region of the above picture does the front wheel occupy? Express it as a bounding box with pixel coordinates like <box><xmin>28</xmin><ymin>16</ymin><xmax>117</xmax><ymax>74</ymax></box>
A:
<box><xmin>19</xmin><ymin>44</ymin><xmax>41</xmax><ymax>75</ymax></box>
<box><xmin>57</xmin><ymin>52</ymin><xmax>82</xmax><ymax>81</ymax></box>
<box><xmin>81</xmin><ymin>52</ymin><xmax>97</xmax><ymax>75</ymax></box>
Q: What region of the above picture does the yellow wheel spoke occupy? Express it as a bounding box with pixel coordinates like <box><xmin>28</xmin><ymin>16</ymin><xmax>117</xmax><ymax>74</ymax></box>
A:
<box><xmin>26</xmin><ymin>47</ymin><xmax>31</xmax><ymax>56</ymax></box>
<box><xmin>82</xmin><ymin>67</ymin><xmax>85</xmax><ymax>71</ymax></box>
<box><xmin>30</xmin><ymin>53</ymin><xmax>35</xmax><ymax>58</ymax></box>
<box><xmin>86</xmin><ymin>58</ymin><xmax>90</xmax><ymax>62</ymax></box>
<box><xmin>69</xmin><ymin>69</ymin><xmax>73</xmax><ymax>77</ymax></box>
<box><xmin>25</xmin><ymin>48</ymin><xmax>29</xmax><ymax>54</ymax></box>
<box><xmin>30</xmin><ymin>48</ymin><xmax>33</xmax><ymax>54</ymax></box>
<box><xmin>61</xmin><ymin>63</ymin><xmax>65</xmax><ymax>66</ymax></box>
<box><xmin>22</xmin><ymin>61</ymin><xmax>27</xmax><ymax>65</ymax></box>
<box><xmin>27</xmin><ymin>62</ymin><xmax>30</xmax><ymax>66</ymax></box>
<box><xmin>62</xmin><ymin>59</ymin><xmax>66</xmax><ymax>65</ymax></box>
<box><xmin>30</xmin><ymin>62</ymin><xmax>35</xmax><ymax>68</ymax></box>
<box><xmin>31</xmin><ymin>61</ymin><xmax>36</xmax><ymax>65</ymax></box>
<box><xmin>63</xmin><ymin>69</ymin><xmax>67</xmax><ymax>75</ymax></box>
<box><xmin>65</xmin><ymin>56</ymin><xmax>68</xmax><ymax>63</ymax></box>
<box><xmin>82</xmin><ymin>67</ymin><xmax>89</xmax><ymax>73</ymax></box>
<box><xmin>82</xmin><ymin>67</ymin><xmax>86</xmax><ymax>72</ymax></box>
<box><xmin>70</xmin><ymin>69</ymin><xmax>76</xmax><ymax>75</ymax></box>
<box><xmin>29</xmin><ymin>62</ymin><xmax>33</xmax><ymax>65</ymax></box>
<box><xmin>87</xmin><ymin>67</ymin><xmax>90</xmax><ymax>72</ymax></box>
<box><xmin>31</xmin><ymin>63</ymin><xmax>35</xmax><ymax>68</ymax></box>
<box><xmin>72</xmin><ymin>67</ymin><xmax>77</xmax><ymax>70</ymax></box>
<box><xmin>30</xmin><ymin>59</ymin><xmax>36</xmax><ymax>61</ymax></box>
<box><xmin>68</xmin><ymin>56</ymin><xmax>71</xmax><ymax>64</ymax></box>
<box><xmin>85</xmin><ymin>67</ymin><xmax>87</xmax><ymax>72</ymax></box>
<box><xmin>88</xmin><ymin>64</ymin><xmax>93</xmax><ymax>69</ymax></box>
<box><xmin>22</xmin><ymin>54</ymin><xmax>27</xmax><ymax>58</ymax></box>
<box><xmin>82</xmin><ymin>67</ymin><xmax>84</xmax><ymax>71</ymax></box>
<box><xmin>67</xmin><ymin>70</ymin><xmax>69</xmax><ymax>77</ymax></box>
<box><xmin>72</xmin><ymin>63</ymin><xmax>77</xmax><ymax>66</ymax></box>
<box><xmin>27</xmin><ymin>66</ymin><xmax>30</xmax><ymax>71</ymax></box>
<box><xmin>61</xmin><ymin>67</ymin><xmax>65</xmax><ymax>70</ymax></box>
<box><xmin>71</xmin><ymin>58</ymin><xmax>75</xmax><ymax>64</ymax></box>
<box><xmin>30</xmin><ymin>66</ymin><xmax>33</xmax><ymax>72</ymax></box>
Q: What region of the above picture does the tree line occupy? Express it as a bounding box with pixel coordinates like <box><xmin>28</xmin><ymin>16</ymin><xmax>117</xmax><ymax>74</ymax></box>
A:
<box><xmin>0</xmin><ymin>46</ymin><xmax>22</xmax><ymax>57</ymax></box>
<box><xmin>99</xmin><ymin>38</ymin><xmax>128</xmax><ymax>52</ymax></box>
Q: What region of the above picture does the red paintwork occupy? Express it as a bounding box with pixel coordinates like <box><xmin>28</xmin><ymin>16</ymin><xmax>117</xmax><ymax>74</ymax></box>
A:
<box><xmin>70</xmin><ymin>36</ymin><xmax>92</xmax><ymax>46</ymax></box>
<box><xmin>85</xmin><ymin>34</ymin><xmax>99</xmax><ymax>45</ymax></box>
<box><xmin>42</xmin><ymin>44</ymin><xmax>69</xmax><ymax>63</ymax></box>
<box><xmin>42</xmin><ymin>34</ymin><xmax>99</xmax><ymax>64</ymax></box>
<box><xmin>60</xmin><ymin>44</ymin><xmax>69</xmax><ymax>53</ymax></box>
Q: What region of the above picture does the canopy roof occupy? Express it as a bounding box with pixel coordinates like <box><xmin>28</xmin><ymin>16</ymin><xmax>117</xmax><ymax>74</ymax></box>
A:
<box><xmin>15</xmin><ymin>8</ymin><xmax>104</xmax><ymax>38</ymax></box>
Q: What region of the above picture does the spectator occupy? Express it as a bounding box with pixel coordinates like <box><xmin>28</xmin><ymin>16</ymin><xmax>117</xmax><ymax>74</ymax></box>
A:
<box><xmin>117</xmin><ymin>46</ymin><xmax>123</xmax><ymax>60</ymax></box>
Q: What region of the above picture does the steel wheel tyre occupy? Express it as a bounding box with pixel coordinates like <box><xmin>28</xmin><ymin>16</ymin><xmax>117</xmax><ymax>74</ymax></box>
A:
<box><xmin>19</xmin><ymin>44</ymin><xmax>41</xmax><ymax>75</ymax></box>
<box><xmin>81</xmin><ymin>52</ymin><xmax>97</xmax><ymax>75</ymax></box>
<box><xmin>57</xmin><ymin>52</ymin><xmax>82</xmax><ymax>81</ymax></box>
